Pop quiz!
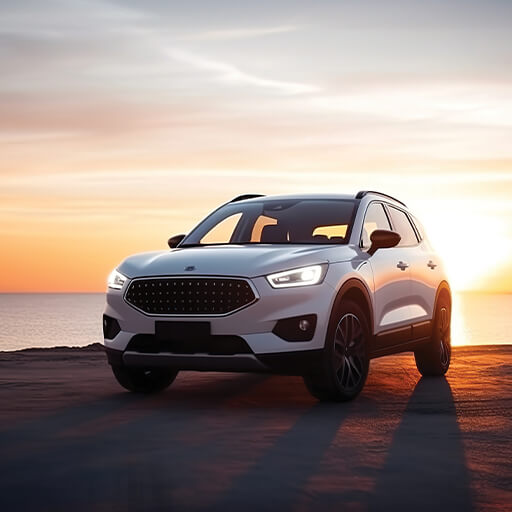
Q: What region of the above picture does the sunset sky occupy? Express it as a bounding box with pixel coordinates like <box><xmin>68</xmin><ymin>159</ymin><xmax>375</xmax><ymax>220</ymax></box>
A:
<box><xmin>1</xmin><ymin>0</ymin><xmax>511</xmax><ymax>292</ymax></box>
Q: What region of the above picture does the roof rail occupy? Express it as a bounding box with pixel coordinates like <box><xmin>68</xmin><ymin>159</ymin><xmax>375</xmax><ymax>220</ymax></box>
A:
<box><xmin>230</xmin><ymin>194</ymin><xmax>265</xmax><ymax>202</ymax></box>
<box><xmin>355</xmin><ymin>190</ymin><xmax>407</xmax><ymax>207</ymax></box>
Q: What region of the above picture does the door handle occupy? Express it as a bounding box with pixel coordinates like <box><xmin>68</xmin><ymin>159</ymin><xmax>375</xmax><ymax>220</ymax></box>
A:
<box><xmin>397</xmin><ymin>261</ymin><xmax>409</xmax><ymax>271</ymax></box>
<box><xmin>427</xmin><ymin>260</ymin><xmax>437</xmax><ymax>270</ymax></box>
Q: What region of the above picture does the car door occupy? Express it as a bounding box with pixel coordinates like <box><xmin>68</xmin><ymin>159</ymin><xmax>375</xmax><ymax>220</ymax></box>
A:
<box><xmin>361</xmin><ymin>202</ymin><xmax>414</xmax><ymax>346</ymax></box>
<box><xmin>404</xmin><ymin>213</ymin><xmax>440</xmax><ymax>325</ymax></box>
<box><xmin>385</xmin><ymin>205</ymin><xmax>434</xmax><ymax>334</ymax></box>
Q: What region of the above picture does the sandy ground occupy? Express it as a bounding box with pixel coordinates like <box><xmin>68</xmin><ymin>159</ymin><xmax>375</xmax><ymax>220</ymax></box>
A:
<box><xmin>0</xmin><ymin>345</ymin><xmax>510</xmax><ymax>512</ymax></box>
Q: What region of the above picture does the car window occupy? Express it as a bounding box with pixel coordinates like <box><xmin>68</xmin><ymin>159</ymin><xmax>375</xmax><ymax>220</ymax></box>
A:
<box><xmin>250</xmin><ymin>215</ymin><xmax>278</xmax><ymax>242</ymax></box>
<box><xmin>184</xmin><ymin>199</ymin><xmax>356</xmax><ymax>245</ymax></box>
<box><xmin>387</xmin><ymin>206</ymin><xmax>419</xmax><ymax>246</ymax></box>
<box><xmin>409</xmin><ymin>215</ymin><xmax>424</xmax><ymax>241</ymax></box>
<box><xmin>313</xmin><ymin>225</ymin><xmax>348</xmax><ymax>240</ymax></box>
<box><xmin>361</xmin><ymin>203</ymin><xmax>391</xmax><ymax>249</ymax></box>
<box><xmin>200</xmin><ymin>213</ymin><xmax>243</xmax><ymax>244</ymax></box>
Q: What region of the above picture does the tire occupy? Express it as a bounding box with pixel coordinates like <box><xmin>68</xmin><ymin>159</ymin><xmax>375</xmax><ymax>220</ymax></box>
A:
<box><xmin>303</xmin><ymin>300</ymin><xmax>370</xmax><ymax>402</ymax></box>
<box><xmin>414</xmin><ymin>293</ymin><xmax>451</xmax><ymax>376</ymax></box>
<box><xmin>111</xmin><ymin>365</ymin><xmax>178</xmax><ymax>393</ymax></box>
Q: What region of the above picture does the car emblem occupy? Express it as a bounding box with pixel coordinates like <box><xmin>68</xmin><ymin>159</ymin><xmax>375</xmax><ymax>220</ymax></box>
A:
<box><xmin>184</xmin><ymin>265</ymin><xmax>196</xmax><ymax>271</ymax></box>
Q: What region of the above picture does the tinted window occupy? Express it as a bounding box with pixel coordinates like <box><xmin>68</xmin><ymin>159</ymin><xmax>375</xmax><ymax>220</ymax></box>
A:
<box><xmin>184</xmin><ymin>199</ymin><xmax>356</xmax><ymax>245</ymax></box>
<box><xmin>361</xmin><ymin>203</ymin><xmax>391</xmax><ymax>249</ymax></box>
<box><xmin>387</xmin><ymin>206</ymin><xmax>419</xmax><ymax>246</ymax></box>
<box><xmin>410</xmin><ymin>215</ymin><xmax>424</xmax><ymax>241</ymax></box>
<box><xmin>200</xmin><ymin>213</ymin><xmax>243</xmax><ymax>244</ymax></box>
<box><xmin>250</xmin><ymin>215</ymin><xmax>277</xmax><ymax>242</ymax></box>
<box><xmin>313</xmin><ymin>224</ymin><xmax>348</xmax><ymax>239</ymax></box>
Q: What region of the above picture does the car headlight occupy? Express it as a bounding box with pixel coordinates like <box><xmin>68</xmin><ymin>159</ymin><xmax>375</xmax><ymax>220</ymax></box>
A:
<box><xmin>107</xmin><ymin>269</ymin><xmax>127</xmax><ymax>290</ymax></box>
<box><xmin>266</xmin><ymin>264</ymin><xmax>327</xmax><ymax>288</ymax></box>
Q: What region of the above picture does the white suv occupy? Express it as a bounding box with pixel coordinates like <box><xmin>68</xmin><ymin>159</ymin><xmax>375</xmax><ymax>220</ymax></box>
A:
<box><xmin>103</xmin><ymin>191</ymin><xmax>451</xmax><ymax>401</ymax></box>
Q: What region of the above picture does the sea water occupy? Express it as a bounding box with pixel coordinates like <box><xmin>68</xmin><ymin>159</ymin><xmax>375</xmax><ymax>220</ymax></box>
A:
<box><xmin>0</xmin><ymin>292</ymin><xmax>510</xmax><ymax>351</ymax></box>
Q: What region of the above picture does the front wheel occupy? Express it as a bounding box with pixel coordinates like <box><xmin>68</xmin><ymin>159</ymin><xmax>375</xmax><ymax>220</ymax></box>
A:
<box><xmin>304</xmin><ymin>300</ymin><xmax>370</xmax><ymax>402</ymax></box>
<box><xmin>112</xmin><ymin>365</ymin><xmax>178</xmax><ymax>393</ymax></box>
<box><xmin>414</xmin><ymin>294</ymin><xmax>451</xmax><ymax>376</ymax></box>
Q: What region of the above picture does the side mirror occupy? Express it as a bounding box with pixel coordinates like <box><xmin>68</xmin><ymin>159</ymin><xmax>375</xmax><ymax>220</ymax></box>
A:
<box><xmin>368</xmin><ymin>229</ymin><xmax>401</xmax><ymax>256</ymax></box>
<box><xmin>168</xmin><ymin>234</ymin><xmax>186</xmax><ymax>249</ymax></box>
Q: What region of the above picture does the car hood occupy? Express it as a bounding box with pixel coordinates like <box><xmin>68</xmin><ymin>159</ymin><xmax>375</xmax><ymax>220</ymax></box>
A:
<box><xmin>118</xmin><ymin>244</ymin><xmax>358</xmax><ymax>279</ymax></box>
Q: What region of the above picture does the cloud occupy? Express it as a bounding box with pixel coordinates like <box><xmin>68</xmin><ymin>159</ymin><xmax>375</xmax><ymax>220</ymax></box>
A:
<box><xmin>167</xmin><ymin>48</ymin><xmax>320</xmax><ymax>95</ymax></box>
<box><xmin>177</xmin><ymin>25</ymin><xmax>298</xmax><ymax>41</ymax></box>
<box><xmin>304</xmin><ymin>81</ymin><xmax>512</xmax><ymax>128</ymax></box>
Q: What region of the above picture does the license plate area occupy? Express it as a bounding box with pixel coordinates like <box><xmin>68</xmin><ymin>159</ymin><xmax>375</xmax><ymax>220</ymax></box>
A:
<box><xmin>155</xmin><ymin>321</ymin><xmax>211</xmax><ymax>342</ymax></box>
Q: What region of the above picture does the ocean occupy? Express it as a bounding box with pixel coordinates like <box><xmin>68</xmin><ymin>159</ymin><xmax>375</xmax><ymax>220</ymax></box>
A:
<box><xmin>0</xmin><ymin>293</ymin><xmax>510</xmax><ymax>352</ymax></box>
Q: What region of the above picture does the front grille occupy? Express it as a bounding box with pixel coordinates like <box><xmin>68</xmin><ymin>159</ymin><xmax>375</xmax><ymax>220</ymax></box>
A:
<box><xmin>125</xmin><ymin>277</ymin><xmax>256</xmax><ymax>315</ymax></box>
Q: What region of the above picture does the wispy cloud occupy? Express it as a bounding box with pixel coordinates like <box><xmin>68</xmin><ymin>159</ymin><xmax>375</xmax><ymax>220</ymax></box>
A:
<box><xmin>167</xmin><ymin>48</ymin><xmax>320</xmax><ymax>95</ymax></box>
<box><xmin>305</xmin><ymin>82</ymin><xmax>512</xmax><ymax>127</ymax></box>
<box><xmin>177</xmin><ymin>25</ymin><xmax>298</xmax><ymax>41</ymax></box>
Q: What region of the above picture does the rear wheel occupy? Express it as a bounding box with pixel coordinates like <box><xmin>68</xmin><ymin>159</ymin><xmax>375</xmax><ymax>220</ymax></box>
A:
<box><xmin>414</xmin><ymin>294</ymin><xmax>451</xmax><ymax>376</ymax></box>
<box><xmin>111</xmin><ymin>365</ymin><xmax>178</xmax><ymax>393</ymax></box>
<box><xmin>304</xmin><ymin>300</ymin><xmax>370</xmax><ymax>402</ymax></box>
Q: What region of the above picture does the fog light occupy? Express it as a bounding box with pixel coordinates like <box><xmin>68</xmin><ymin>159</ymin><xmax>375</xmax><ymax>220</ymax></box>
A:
<box><xmin>272</xmin><ymin>314</ymin><xmax>317</xmax><ymax>342</ymax></box>
<box><xmin>103</xmin><ymin>315</ymin><xmax>121</xmax><ymax>340</ymax></box>
<box><xmin>298</xmin><ymin>319</ymin><xmax>310</xmax><ymax>332</ymax></box>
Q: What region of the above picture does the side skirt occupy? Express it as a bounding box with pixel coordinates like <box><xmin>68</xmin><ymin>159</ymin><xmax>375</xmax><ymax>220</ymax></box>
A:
<box><xmin>369</xmin><ymin>319</ymin><xmax>432</xmax><ymax>359</ymax></box>
<box><xmin>369</xmin><ymin>336</ymin><xmax>431</xmax><ymax>359</ymax></box>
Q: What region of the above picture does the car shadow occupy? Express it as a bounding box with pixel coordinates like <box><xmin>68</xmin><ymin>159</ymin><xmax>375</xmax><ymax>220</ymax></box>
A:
<box><xmin>0</xmin><ymin>371</ymin><xmax>475</xmax><ymax>511</ymax></box>
<box><xmin>0</xmin><ymin>372</ymin><xmax>274</xmax><ymax>511</ymax></box>
<box><xmin>206</xmin><ymin>399</ymin><xmax>356</xmax><ymax>511</ymax></box>
<box><xmin>367</xmin><ymin>376</ymin><xmax>474</xmax><ymax>511</ymax></box>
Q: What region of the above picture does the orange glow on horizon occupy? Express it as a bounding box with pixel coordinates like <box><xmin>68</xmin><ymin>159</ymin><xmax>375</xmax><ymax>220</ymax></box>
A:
<box><xmin>1</xmin><ymin>175</ymin><xmax>511</xmax><ymax>293</ymax></box>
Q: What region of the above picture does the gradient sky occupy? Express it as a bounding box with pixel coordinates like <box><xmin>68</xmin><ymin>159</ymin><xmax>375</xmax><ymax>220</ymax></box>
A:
<box><xmin>1</xmin><ymin>0</ymin><xmax>511</xmax><ymax>292</ymax></box>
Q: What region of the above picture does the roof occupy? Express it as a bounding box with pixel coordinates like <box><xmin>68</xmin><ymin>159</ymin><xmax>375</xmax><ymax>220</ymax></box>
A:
<box><xmin>231</xmin><ymin>191</ymin><xmax>406</xmax><ymax>207</ymax></box>
<box><xmin>231</xmin><ymin>193</ymin><xmax>356</xmax><ymax>203</ymax></box>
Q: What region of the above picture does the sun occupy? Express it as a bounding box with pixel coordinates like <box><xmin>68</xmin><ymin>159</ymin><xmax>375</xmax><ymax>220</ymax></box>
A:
<box><xmin>417</xmin><ymin>200</ymin><xmax>512</xmax><ymax>292</ymax></box>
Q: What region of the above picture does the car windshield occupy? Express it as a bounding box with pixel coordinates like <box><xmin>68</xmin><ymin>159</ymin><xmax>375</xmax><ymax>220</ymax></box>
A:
<box><xmin>182</xmin><ymin>199</ymin><xmax>356</xmax><ymax>246</ymax></box>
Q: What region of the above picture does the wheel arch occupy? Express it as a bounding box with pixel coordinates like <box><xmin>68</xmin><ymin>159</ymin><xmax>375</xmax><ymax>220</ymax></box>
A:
<box><xmin>434</xmin><ymin>280</ymin><xmax>452</xmax><ymax>312</ymax></box>
<box><xmin>330</xmin><ymin>278</ymin><xmax>374</xmax><ymax>335</ymax></box>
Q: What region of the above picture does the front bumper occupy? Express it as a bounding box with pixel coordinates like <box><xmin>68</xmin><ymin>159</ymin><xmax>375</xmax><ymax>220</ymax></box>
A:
<box><xmin>105</xmin><ymin>346</ymin><xmax>325</xmax><ymax>375</ymax></box>
<box><xmin>103</xmin><ymin>275</ymin><xmax>334</xmax><ymax>374</ymax></box>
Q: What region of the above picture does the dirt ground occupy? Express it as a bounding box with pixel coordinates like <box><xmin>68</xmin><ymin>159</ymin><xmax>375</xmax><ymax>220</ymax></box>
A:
<box><xmin>0</xmin><ymin>344</ymin><xmax>510</xmax><ymax>511</ymax></box>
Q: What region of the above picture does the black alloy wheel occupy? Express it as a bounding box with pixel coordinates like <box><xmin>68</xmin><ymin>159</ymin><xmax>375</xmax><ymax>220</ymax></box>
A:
<box><xmin>304</xmin><ymin>300</ymin><xmax>370</xmax><ymax>402</ymax></box>
<box><xmin>414</xmin><ymin>294</ymin><xmax>451</xmax><ymax>376</ymax></box>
